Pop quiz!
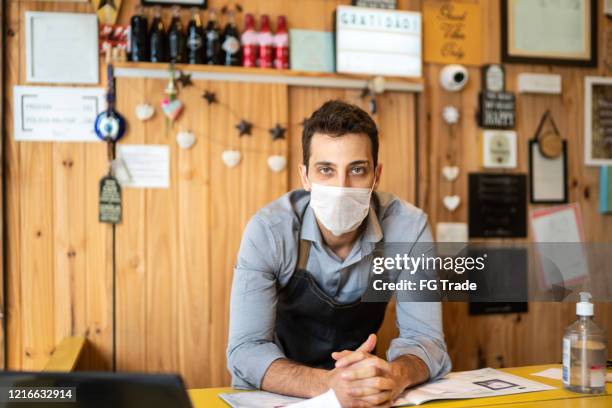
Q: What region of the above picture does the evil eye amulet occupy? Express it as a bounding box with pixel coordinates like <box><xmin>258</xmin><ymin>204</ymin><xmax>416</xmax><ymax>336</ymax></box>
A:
<box><xmin>95</xmin><ymin>111</ymin><xmax>126</xmax><ymax>142</ymax></box>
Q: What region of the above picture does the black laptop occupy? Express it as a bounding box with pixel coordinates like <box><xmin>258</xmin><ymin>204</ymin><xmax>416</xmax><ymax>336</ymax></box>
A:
<box><xmin>0</xmin><ymin>371</ymin><xmax>193</xmax><ymax>408</ymax></box>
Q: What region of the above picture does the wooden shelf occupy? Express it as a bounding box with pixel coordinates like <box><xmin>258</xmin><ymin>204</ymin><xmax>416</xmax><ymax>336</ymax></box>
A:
<box><xmin>113</xmin><ymin>62</ymin><xmax>424</xmax><ymax>93</ymax></box>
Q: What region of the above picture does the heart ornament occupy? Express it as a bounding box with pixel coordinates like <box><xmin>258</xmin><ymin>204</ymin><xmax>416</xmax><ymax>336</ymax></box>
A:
<box><xmin>135</xmin><ymin>103</ymin><xmax>155</xmax><ymax>121</ymax></box>
<box><xmin>221</xmin><ymin>150</ymin><xmax>242</xmax><ymax>168</ymax></box>
<box><xmin>161</xmin><ymin>97</ymin><xmax>183</xmax><ymax>121</ymax></box>
<box><xmin>176</xmin><ymin>131</ymin><xmax>196</xmax><ymax>149</ymax></box>
<box><xmin>442</xmin><ymin>166</ymin><xmax>459</xmax><ymax>181</ymax></box>
<box><xmin>267</xmin><ymin>155</ymin><xmax>287</xmax><ymax>173</ymax></box>
<box><xmin>443</xmin><ymin>195</ymin><xmax>461</xmax><ymax>212</ymax></box>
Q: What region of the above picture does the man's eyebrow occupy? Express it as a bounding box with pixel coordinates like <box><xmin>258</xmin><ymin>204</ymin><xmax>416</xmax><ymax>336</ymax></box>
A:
<box><xmin>349</xmin><ymin>160</ymin><xmax>370</xmax><ymax>166</ymax></box>
<box><xmin>314</xmin><ymin>161</ymin><xmax>336</xmax><ymax>166</ymax></box>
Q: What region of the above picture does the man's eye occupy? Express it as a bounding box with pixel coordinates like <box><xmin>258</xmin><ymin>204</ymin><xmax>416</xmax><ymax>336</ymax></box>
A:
<box><xmin>319</xmin><ymin>167</ymin><xmax>333</xmax><ymax>175</ymax></box>
<box><xmin>351</xmin><ymin>167</ymin><xmax>365</xmax><ymax>175</ymax></box>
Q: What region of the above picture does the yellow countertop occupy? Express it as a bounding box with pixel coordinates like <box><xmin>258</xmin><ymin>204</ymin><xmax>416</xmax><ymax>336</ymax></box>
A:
<box><xmin>188</xmin><ymin>364</ymin><xmax>612</xmax><ymax>408</ymax></box>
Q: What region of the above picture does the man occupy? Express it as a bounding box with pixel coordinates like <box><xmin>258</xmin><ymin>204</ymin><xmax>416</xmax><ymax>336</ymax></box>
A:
<box><xmin>227</xmin><ymin>100</ymin><xmax>451</xmax><ymax>407</ymax></box>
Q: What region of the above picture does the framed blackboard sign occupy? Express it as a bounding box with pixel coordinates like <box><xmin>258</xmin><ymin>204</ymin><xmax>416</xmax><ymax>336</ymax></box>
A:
<box><xmin>478</xmin><ymin>91</ymin><xmax>515</xmax><ymax>129</ymax></box>
<box><xmin>468</xmin><ymin>173</ymin><xmax>527</xmax><ymax>238</ymax></box>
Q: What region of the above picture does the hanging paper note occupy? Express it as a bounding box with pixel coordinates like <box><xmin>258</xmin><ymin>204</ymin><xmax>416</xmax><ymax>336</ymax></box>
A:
<box><xmin>117</xmin><ymin>144</ymin><xmax>170</xmax><ymax>189</ymax></box>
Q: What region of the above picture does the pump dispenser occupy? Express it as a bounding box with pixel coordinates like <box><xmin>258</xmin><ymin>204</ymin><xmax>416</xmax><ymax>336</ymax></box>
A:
<box><xmin>562</xmin><ymin>292</ymin><xmax>607</xmax><ymax>394</ymax></box>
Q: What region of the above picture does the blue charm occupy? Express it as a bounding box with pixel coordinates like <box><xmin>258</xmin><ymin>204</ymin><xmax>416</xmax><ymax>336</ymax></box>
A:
<box><xmin>95</xmin><ymin>64</ymin><xmax>126</xmax><ymax>142</ymax></box>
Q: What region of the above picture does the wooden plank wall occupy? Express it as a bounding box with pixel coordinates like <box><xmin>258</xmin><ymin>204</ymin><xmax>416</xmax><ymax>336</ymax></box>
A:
<box><xmin>2</xmin><ymin>0</ymin><xmax>612</xmax><ymax>389</ymax></box>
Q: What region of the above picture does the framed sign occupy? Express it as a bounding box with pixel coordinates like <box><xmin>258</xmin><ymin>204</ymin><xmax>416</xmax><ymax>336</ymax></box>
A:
<box><xmin>529</xmin><ymin>139</ymin><xmax>568</xmax><ymax>204</ymax></box>
<box><xmin>468</xmin><ymin>173</ymin><xmax>527</xmax><ymax>238</ymax></box>
<box><xmin>478</xmin><ymin>91</ymin><xmax>515</xmax><ymax>129</ymax></box>
<box><xmin>26</xmin><ymin>12</ymin><xmax>99</xmax><ymax>84</ymax></box>
<box><xmin>584</xmin><ymin>76</ymin><xmax>612</xmax><ymax>166</ymax></box>
<box><xmin>335</xmin><ymin>5</ymin><xmax>422</xmax><ymax>77</ymax></box>
<box><xmin>142</xmin><ymin>0</ymin><xmax>206</xmax><ymax>7</ymax></box>
<box><xmin>501</xmin><ymin>0</ymin><xmax>597</xmax><ymax>67</ymax></box>
<box><xmin>423</xmin><ymin>0</ymin><xmax>482</xmax><ymax>66</ymax></box>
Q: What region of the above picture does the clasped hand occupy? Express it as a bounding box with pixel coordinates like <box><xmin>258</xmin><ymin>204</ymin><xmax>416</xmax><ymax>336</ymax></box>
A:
<box><xmin>326</xmin><ymin>334</ymin><xmax>404</xmax><ymax>408</ymax></box>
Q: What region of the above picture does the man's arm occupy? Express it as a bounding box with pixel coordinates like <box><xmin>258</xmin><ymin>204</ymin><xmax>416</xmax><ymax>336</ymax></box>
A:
<box><xmin>227</xmin><ymin>216</ymin><xmax>287</xmax><ymax>389</ymax></box>
<box><xmin>261</xmin><ymin>359</ymin><xmax>328</xmax><ymax>398</ymax></box>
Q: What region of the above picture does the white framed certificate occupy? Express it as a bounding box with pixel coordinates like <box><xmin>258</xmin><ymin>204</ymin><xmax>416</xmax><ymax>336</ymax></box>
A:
<box><xmin>26</xmin><ymin>12</ymin><xmax>99</xmax><ymax>84</ymax></box>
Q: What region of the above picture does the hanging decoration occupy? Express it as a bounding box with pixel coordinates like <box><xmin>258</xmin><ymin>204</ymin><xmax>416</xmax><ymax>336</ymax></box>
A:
<box><xmin>359</xmin><ymin>76</ymin><xmax>387</xmax><ymax>115</ymax></box>
<box><xmin>442</xmin><ymin>166</ymin><xmax>459</xmax><ymax>182</ymax></box>
<box><xmin>267</xmin><ymin>155</ymin><xmax>287</xmax><ymax>173</ymax></box>
<box><xmin>221</xmin><ymin>150</ymin><xmax>242</xmax><ymax>168</ymax></box>
<box><xmin>441</xmin><ymin>102</ymin><xmax>461</xmax><ymax>212</ymax></box>
<box><xmin>96</xmin><ymin>64</ymin><xmax>124</xmax><ymax>225</ymax></box>
<box><xmin>269</xmin><ymin>123</ymin><xmax>286</xmax><ymax>141</ymax></box>
<box><xmin>176</xmin><ymin>71</ymin><xmax>193</xmax><ymax>88</ymax></box>
<box><xmin>442</xmin><ymin>105</ymin><xmax>460</xmax><ymax>125</ymax></box>
<box><xmin>135</xmin><ymin>103</ymin><xmax>155</xmax><ymax>121</ymax></box>
<box><xmin>176</xmin><ymin>130</ymin><xmax>196</xmax><ymax>150</ymax></box>
<box><xmin>235</xmin><ymin>119</ymin><xmax>253</xmax><ymax>137</ymax></box>
<box><xmin>161</xmin><ymin>64</ymin><xmax>183</xmax><ymax>123</ymax></box>
<box><xmin>202</xmin><ymin>90</ymin><xmax>218</xmax><ymax>105</ymax></box>
<box><xmin>442</xmin><ymin>195</ymin><xmax>461</xmax><ymax>212</ymax></box>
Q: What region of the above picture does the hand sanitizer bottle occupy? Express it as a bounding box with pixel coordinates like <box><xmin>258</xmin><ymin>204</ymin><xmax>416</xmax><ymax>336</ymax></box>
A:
<box><xmin>563</xmin><ymin>292</ymin><xmax>607</xmax><ymax>394</ymax></box>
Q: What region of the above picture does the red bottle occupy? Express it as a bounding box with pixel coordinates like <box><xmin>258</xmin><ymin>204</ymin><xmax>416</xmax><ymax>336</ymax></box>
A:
<box><xmin>273</xmin><ymin>16</ymin><xmax>289</xmax><ymax>70</ymax></box>
<box><xmin>258</xmin><ymin>15</ymin><xmax>273</xmax><ymax>68</ymax></box>
<box><xmin>241</xmin><ymin>14</ymin><xmax>258</xmax><ymax>68</ymax></box>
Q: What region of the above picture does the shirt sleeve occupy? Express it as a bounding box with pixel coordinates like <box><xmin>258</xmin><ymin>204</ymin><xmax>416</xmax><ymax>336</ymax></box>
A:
<box><xmin>386</xmin><ymin>214</ymin><xmax>452</xmax><ymax>380</ymax></box>
<box><xmin>226</xmin><ymin>215</ymin><xmax>286</xmax><ymax>389</ymax></box>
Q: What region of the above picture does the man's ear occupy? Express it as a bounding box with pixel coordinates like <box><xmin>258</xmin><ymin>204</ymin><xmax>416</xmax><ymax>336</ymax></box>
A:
<box><xmin>373</xmin><ymin>163</ymin><xmax>382</xmax><ymax>190</ymax></box>
<box><xmin>299</xmin><ymin>164</ymin><xmax>311</xmax><ymax>191</ymax></box>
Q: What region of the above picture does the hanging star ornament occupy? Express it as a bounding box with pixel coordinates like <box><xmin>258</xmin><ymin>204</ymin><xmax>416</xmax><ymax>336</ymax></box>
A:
<box><xmin>177</xmin><ymin>71</ymin><xmax>193</xmax><ymax>88</ymax></box>
<box><xmin>235</xmin><ymin>119</ymin><xmax>253</xmax><ymax>137</ymax></box>
<box><xmin>269</xmin><ymin>123</ymin><xmax>286</xmax><ymax>141</ymax></box>
<box><xmin>202</xmin><ymin>90</ymin><xmax>217</xmax><ymax>105</ymax></box>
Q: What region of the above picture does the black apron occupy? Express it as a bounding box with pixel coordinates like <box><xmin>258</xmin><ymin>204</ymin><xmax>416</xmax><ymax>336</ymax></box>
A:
<box><xmin>275</xmin><ymin>201</ymin><xmax>390</xmax><ymax>369</ymax></box>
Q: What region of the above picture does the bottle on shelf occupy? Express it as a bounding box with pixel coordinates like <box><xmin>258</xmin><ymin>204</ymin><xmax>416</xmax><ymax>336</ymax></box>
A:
<box><xmin>129</xmin><ymin>5</ymin><xmax>149</xmax><ymax>62</ymax></box>
<box><xmin>562</xmin><ymin>292</ymin><xmax>607</xmax><ymax>395</ymax></box>
<box><xmin>149</xmin><ymin>6</ymin><xmax>169</xmax><ymax>63</ymax></box>
<box><xmin>185</xmin><ymin>7</ymin><xmax>205</xmax><ymax>64</ymax></box>
<box><xmin>241</xmin><ymin>13</ymin><xmax>258</xmax><ymax>68</ymax></box>
<box><xmin>258</xmin><ymin>14</ymin><xmax>273</xmax><ymax>68</ymax></box>
<box><xmin>205</xmin><ymin>9</ymin><xmax>223</xmax><ymax>65</ymax></box>
<box><xmin>168</xmin><ymin>6</ymin><xmax>186</xmax><ymax>64</ymax></box>
<box><xmin>221</xmin><ymin>10</ymin><xmax>242</xmax><ymax>66</ymax></box>
<box><xmin>273</xmin><ymin>15</ymin><xmax>289</xmax><ymax>70</ymax></box>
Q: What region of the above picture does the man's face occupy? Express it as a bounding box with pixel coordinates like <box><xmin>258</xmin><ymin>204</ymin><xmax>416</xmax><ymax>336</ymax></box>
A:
<box><xmin>300</xmin><ymin>133</ymin><xmax>382</xmax><ymax>190</ymax></box>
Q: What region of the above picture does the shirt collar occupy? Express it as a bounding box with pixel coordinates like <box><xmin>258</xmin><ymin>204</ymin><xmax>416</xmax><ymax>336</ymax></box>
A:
<box><xmin>300</xmin><ymin>201</ymin><xmax>384</xmax><ymax>244</ymax></box>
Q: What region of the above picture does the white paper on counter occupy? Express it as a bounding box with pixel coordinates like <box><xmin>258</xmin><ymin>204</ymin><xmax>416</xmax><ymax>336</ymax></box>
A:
<box><xmin>532</xmin><ymin>367</ymin><xmax>612</xmax><ymax>382</ymax></box>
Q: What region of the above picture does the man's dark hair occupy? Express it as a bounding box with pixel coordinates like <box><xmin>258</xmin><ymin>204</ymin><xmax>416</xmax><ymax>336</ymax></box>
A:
<box><xmin>302</xmin><ymin>100</ymin><xmax>379</xmax><ymax>168</ymax></box>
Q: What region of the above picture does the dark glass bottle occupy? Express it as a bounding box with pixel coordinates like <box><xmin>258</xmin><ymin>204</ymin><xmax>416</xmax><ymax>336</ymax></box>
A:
<box><xmin>168</xmin><ymin>6</ymin><xmax>186</xmax><ymax>63</ymax></box>
<box><xmin>221</xmin><ymin>10</ymin><xmax>242</xmax><ymax>66</ymax></box>
<box><xmin>129</xmin><ymin>5</ymin><xmax>149</xmax><ymax>62</ymax></box>
<box><xmin>149</xmin><ymin>6</ymin><xmax>169</xmax><ymax>63</ymax></box>
<box><xmin>205</xmin><ymin>9</ymin><xmax>223</xmax><ymax>65</ymax></box>
<box><xmin>186</xmin><ymin>7</ymin><xmax>205</xmax><ymax>64</ymax></box>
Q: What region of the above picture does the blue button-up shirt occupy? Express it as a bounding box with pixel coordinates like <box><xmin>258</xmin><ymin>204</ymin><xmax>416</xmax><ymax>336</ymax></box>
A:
<box><xmin>227</xmin><ymin>189</ymin><xmax>452</xmax><ymax>389</ymax></box>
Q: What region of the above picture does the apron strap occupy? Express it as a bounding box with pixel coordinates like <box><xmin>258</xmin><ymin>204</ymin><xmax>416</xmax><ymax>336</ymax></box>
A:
<box><xmin>297</xmin><ymin>239</ymin><xmax>311</xmax><ymax>270</ymax></box>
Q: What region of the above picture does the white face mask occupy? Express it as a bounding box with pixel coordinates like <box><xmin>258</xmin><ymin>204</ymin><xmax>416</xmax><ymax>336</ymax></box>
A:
<box><xmin>309</xmin><ymin>181</ymin><xmax>374</xmax><ymax>236</ymax></box>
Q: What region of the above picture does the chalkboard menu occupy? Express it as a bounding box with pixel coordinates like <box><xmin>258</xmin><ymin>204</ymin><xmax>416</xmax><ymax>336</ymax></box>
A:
<box><xmin>468</xmin><ymin>173</ymin><xmax>527</xmax><ymax>238</ymax></box>
<box><xmin>478</xmin><ymin>91</ymin><xmax>515</xmax><ymax>129</ymax></box>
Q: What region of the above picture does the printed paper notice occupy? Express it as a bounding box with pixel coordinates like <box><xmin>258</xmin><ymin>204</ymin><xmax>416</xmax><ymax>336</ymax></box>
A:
<box><xmin>14</xmin><ymin>86</ymin><xmax>105</xmax><ymax>142</ymax></box>
<box><xmin>117</xmin><ymin>145</ymin><xmax>170</xmax><ymax>189</ymax></box>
